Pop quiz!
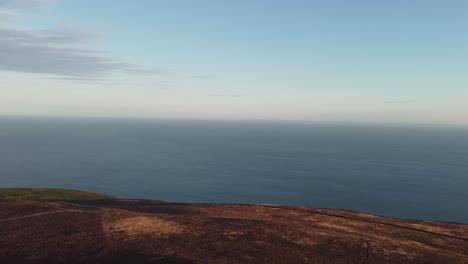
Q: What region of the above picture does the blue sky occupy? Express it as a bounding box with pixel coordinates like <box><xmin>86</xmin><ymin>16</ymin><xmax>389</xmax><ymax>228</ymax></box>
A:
<box><xmin>1</xmin><ymin>0</ymin><xmax>467</xmax><ymax>124</ymax></box>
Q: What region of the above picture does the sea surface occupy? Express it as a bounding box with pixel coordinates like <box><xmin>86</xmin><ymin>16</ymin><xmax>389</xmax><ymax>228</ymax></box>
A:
<box><xmin>1</xmin><ymin>117</ymin><xmax>467</xmax><ymax>223</ymax></box>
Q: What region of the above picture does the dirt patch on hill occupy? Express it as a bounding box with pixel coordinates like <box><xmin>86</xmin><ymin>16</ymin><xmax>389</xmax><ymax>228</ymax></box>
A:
<box><xmin>104</xmin><ymin>215</ymin><xmax>183</xmax><ymax>237</ymax></box>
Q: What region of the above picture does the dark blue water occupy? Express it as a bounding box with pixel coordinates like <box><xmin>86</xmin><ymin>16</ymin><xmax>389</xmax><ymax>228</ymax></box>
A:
<box><xmin>1</xmin><ymin>117</ymin><xmax>467</xmax><ymax>223</ymax></box>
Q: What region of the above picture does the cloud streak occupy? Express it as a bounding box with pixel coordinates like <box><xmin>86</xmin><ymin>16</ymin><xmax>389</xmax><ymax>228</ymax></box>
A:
<box><xmin>184</xmin><ymin>75</ymin><xmax>214</xmax><ymax>79</ymax></box>
<box><xmin>209</xmin><ymin>94</ymin><xmax>242</xmax><ymax>98</ymax></box>
<box><xmin>384</xmin><ymin>100</ymin><xmax>416</xmax><ymax>104</ymax></box>
<box><xmin>0</xmin><ymin>5</ymin><xmax>166</xmax><ymax>79</ymax></box>
<box><xmin>0</xmin><ymin>10</ymin><xmax>15</xmax><ymax>20</ymax></box>
<box><xmin>43</xmin><ymin>76</ymin><xmax>168</xmax><ymax>87</ymax></box>
<box><xmin>0</xmin><ymin>0</ymin><xmax>51</xmax><ymax>7</ymax></box>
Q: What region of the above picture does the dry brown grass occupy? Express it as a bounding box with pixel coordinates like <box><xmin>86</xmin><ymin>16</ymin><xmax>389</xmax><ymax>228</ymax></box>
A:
<box><xmin>2</xmin><ymin>200</ymin><xmax>468</xmax><ymax>264</ymax></box>
<box><xmin>104</xmin><ymin>216</ymin><xmax>183</xmax><ymax>237</ymax></box>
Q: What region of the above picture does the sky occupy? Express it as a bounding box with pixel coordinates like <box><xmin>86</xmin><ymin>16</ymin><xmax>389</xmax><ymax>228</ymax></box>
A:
<box><xmin>1</xmin><ymin>0</ymin><xmax>467</xmax><ymax>124</ymax></box>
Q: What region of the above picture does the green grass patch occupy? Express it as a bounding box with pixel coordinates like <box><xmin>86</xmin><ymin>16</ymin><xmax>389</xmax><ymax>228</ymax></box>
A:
<box><xmin>0</xmin><ymin>188</ymin><xmax>116</xmax><ymax>202</ymax></box>
<box><xmin>271</xmin><ymin>214</ymin><xmax>284</xmax><ymax>219</ymax></box>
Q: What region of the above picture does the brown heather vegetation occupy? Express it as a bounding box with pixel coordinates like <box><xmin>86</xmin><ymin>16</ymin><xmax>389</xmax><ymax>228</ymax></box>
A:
<box><xmin>0</xmin><ymin>197</ymin><xmax>467</xmax><ymax>263</ymax></box>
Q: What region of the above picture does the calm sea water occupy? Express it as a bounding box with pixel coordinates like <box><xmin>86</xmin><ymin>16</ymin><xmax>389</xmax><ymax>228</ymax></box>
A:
<box><xmin>1</xmin><ymin>117</ymin><xmax>467</xmax><ymax>223</ymax></box>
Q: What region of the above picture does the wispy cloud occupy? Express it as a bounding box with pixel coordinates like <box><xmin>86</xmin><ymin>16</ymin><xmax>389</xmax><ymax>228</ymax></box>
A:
<box><xmin>184</xmin><ymin>75</ymin><xmax>214</xmax><ymax>79</ymax></box>
<box><xmin>0</xmin><ymin>4</ymin><xmax>167</xmax><ymax>79</ymax></box>
<box><xmin>43</xmin><ymin>76</ymin><xmax>170</xmax><ymax>87</ymax></box>
<box><xmin>384</xmin><ymin>100</ymin><xmax>416</xmax><ymax>104</ymax></box>
<box><xmin>43</xmin><ymin>77</ymin><xmax>116</xmax><ymax>82</ymax></box>
<box><xmin>0</xmin><ymin>0</ymin><xmax>52</xmax><ymax>7</ymax></box>
<box><xmin>0</xmin><ymin>26</ymin><xmax>168</xmax><ymax>78</ymax></box>
<box><xmin>43</xmin><ymin>77</ymin><xmax>168</xmax><ymax>88</ymax></box>
<box><xmin>0</xmin><ymin>10</ymin><xmax>16</xmax><ymax>20</ymax></box>
<box><xmin>209</xmin><ymin>94</ymin><xmax>242</xmax><ymax>98</ymax></box>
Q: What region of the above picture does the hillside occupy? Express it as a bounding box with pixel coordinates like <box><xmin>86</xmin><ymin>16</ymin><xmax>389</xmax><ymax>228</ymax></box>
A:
<box><xmin>0</xmin><ymin>189</ymin><xmax>467</xmax><ymax>263</ymax></box>
<box><xmin>0</xmin><ymin>188</ymin><xmax>116</xmax><ymax>202</ymax></box>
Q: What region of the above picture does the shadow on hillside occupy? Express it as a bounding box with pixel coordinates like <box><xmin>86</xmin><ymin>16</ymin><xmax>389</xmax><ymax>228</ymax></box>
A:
<box><xmin>97</xmin><ymin>250</ymin><xmax>196</xmax><ymax>264</ymax></box>
<box><xmin>81</xmin><ymin>200</ymin><xmax>194</xmax><ymax>215</ymax></box>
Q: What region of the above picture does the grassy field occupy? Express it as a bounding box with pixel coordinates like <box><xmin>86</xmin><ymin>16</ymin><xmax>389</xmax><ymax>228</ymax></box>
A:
<box><xmin>0</xmin><ymin>188</ymin><xmax>116</xmax><ymax>202</ymax></box>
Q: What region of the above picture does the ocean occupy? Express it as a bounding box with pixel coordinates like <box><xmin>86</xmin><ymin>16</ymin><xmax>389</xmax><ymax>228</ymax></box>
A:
<box><xmin>1</xmin><ymin>117</ymin><xmax>467</xmax><ymax>223</ymax></box>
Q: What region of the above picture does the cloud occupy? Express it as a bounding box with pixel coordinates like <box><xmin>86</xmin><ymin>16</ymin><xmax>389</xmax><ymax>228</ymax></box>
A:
<box><xmin>0</xmin><ymin>0</ymin><xmax>51</xmax><ymax>7</ymax></box>
<box><xmin>209</xmin><ymin>94</ymin><xmax>242</xmax><ymax>98</ymax></box>
<box><xmin>0</xmin><ymin>1</ymin><xmax>167</xmax><ymax>79</ymax></box>
<box><xmin>384</xmin><ymin>100</ymin><xmax>416</xmax><ymax>104</ymax></box>
<box><xmin>123</xmin><ymin>67</ymin><xmax>169</xmax><ymax>76</ymax></box>
<box><xmin>44</xmin><ymin>77</ymin><xmax>116</xmax><ymax>82</ymax></box>
<box><xmin>184</xmin><ymin>75</ymin><xmax>214</xmax><ymax>79</ymax></box>
<box><xmin>0</xmin><ymin>25</ymin><xmax>166</xmax><ymax>78</ymax></box>
<box><xmin>0</xmin><ymin>10</ymin><xmax>16</xmax><ymax>20</ymax></box>
<box><xmin>43</xmin><ymin>76</ymin><xmax>168</xmax><ymax>87</ymax></box>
